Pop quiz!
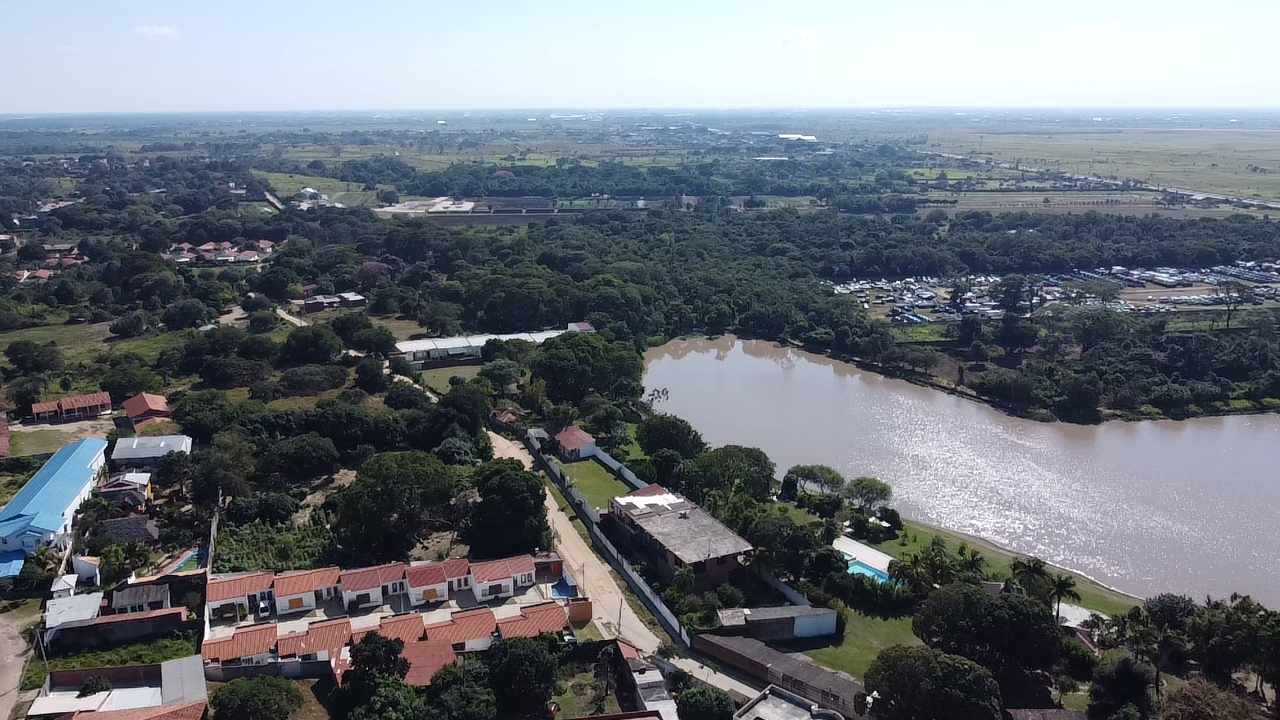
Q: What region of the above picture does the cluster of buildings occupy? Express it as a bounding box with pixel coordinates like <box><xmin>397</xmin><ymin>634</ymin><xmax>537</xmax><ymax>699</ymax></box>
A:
<box><xmin>162</xmin><ymin>239</ymin><xmax>278</xmax><ymax>265</ymax></box>
<box><xmin>293</xmin><ymin>291</ymin><xmax>367</xmax><ymax>314</ymax></box>
<box><xmin>26</xmin><ymin>389</ymin><xmax>172</xmax><ymax>429</ymax></box>
<box><xmin>200</xmin><ymin>552</ymin><xmax>585</xmax><ymax>685</ymax></box>
<box><xmin>0</xmin><ymin>403</ymin><xmax>191</xmax><ymax>582</ymax></box>
<box><xmin>394</xmin><ymin>321</ymin><xmax>593</xmax><ymax>370</ymax></box>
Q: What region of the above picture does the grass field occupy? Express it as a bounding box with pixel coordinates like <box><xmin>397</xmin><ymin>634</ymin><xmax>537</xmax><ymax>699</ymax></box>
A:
<box><xmin>0</xmin><ymin>470</ymin><xmax>35</xmax><ymax>505</ymax></box>
<box><xmin>562</xmin><ymin>459</ymin><xmax>629</xmax><ymax>509</ymax></box>
<box><xmin>0</xmin><ymin>323</ymin><xmax>188</xmax><ymax>368</ymax></box>
<box><xmin>7</xmin><ymin>428</ymin><xmax>78</xmax><ymax>457</ymax></box>
<box><xmin>931</xmin><ymin>128</ymin><xmax>1280</xmax><ymax>202</ymax></box>
<box><xmin>251</xmin><ymin>170</ymin><xmax>384</xmax><ymax>207</ymax></box>
<box><xmin>552</xmin><ymin>663</ymin><xmax>620</xmax><ymax>718</ymax></box>
<box><xmin>879</xmin><ymin>521</ymin><xmax>1138</xmax><ymax>617</ymax></box>
<box><xmin>22</xmin><ymin>634</ymin><xmax>199</xmax><ymax>690</ymax></box>
<box><xmin>421</xmin><ymin>365</ymin><xmax>481</xmax><ymax>394</ymax></box>
<box><xmin>803</xmin><ymin>610</ymin><xmax>920</xmax><ymax>679</ymax></box>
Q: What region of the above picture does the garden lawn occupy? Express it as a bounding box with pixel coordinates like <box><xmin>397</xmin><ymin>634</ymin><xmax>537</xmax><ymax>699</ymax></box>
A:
<box><xmin>562</xmin><ymin>460</ymin><xmax>628</xmax><ymax>510</ymax></box>
<box><xmin>879</xmin><ymin>521</ymin><xmax>1137</xmax><ymax>617</ymax></box>
<box><xmin>421</xmin><ymin>365</ymin><xmax>481</xmax><ymax>395</ymax></box>
<box><xmin>802</xmin><ymin>610</ymin><xmax>920</xmax><ymax>680</ymax></box>
<box><xmin>22</xmin><ymin>634</ymin><xmax>199</xmax><ymax>690</ymax></box>
<box><xmin>552</xmin><ymin>665</ymin><xmax>619</xmax><ymax>718</ymax></box>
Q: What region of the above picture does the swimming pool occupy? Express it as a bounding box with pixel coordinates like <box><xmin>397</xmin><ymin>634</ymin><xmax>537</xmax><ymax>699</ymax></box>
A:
<box><xmin>847</xmin><ymin>560</ymin><xmax>890</xmax><ymax>583</ymax></box>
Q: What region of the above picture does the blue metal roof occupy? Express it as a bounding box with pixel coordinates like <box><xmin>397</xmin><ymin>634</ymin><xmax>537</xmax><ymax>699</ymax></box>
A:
<box><xmin>0</xmin><ymin>438</ymin><xmax>107</xmax><ymax>538</ymax></box>
<box><xmin>0</xmin><ymin>550</ymin><xmax>25</xmax><ymax>579</ymax></box>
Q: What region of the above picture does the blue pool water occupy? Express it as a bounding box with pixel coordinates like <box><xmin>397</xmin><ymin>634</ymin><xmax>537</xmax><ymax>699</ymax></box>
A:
<box><xmin>847</xmin><ymin>560</ymin><xmax>890</xmax><ymax>583</ymax></box>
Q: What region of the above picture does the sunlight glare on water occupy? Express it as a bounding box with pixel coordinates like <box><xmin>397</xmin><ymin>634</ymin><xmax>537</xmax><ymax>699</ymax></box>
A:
<box><xmin>643</xmin><ymin>336</ymin><xmax>1280</xmax><ymax>603</ymax></box>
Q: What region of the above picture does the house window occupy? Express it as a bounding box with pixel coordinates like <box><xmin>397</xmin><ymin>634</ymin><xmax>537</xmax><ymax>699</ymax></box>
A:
<box><xmin>486</xmin><ymin>583</ymin><xmax>503</xmax><ymax>597</ymax></box>
<box><xmin>452</xmin><ymin>642</ymin><xmax>465</xmax><ymax>652</ymax></box>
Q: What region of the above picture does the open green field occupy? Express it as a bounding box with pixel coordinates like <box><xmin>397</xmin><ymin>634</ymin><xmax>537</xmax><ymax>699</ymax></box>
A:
<box><xmin>0</xmin><ymin>323</ymin><xmax>188</xmax><ymax>368</ymax></box>
<box><xmin>421</xmin><ymin>365</ymin><xmax>481</xmax><ymax>394</ymax></box>
<box><xmin>931</xmin><ymin>128</ymin><xmax>1280</xmax><ymax>202</ymax></box>
<box><xmin>8</xmin><ymin>428</ymin><xmax>79</xmax><ymax>457</ymax></box>
<box><xmin>803</xmin><ymin>610</ymin><xmax>919</xmax><ymax>679</ymax></box>
<box><xmin>562</xmin><ymin>459</ymin><xmax>629</xmax><ymax>509</ymax></box>
<box><xmin>0</xmin><ymin>469</ymin><xmax>35</xmax><ymax>505</ymax></box>
<box><xmin>879</xmin><ymin>521</ymin><xmax>1138</xmax><ymax>617</ymax></box>
<box><xmin>251</xmin><ymin>170</ymin><xmax>383</xmax><ymax>207</ymax></box>
<box><xmin>22</xmin><ymin>634</ymin><xmax>199</xmax><ymax>690</ymax></box>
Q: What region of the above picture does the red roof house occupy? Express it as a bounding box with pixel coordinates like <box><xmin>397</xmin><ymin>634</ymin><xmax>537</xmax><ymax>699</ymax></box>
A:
<box><xmin>496</xmin><ymin>601</ymin><xmax>568</xmax><ymax>640</ymax></box>
<box><xmin>402</xmin><ymin>641</ymin><xmax>458</xmax><ymax>686</ymax></box>
<box><xmin>122</xmin><ymin>393</ymin><xmax>170</xmax><ymax>426</ymax></box>
<box><xmin>554</xmin><ymin>426</ymin><xmax>597</xmax><ymax>461</ymax></box>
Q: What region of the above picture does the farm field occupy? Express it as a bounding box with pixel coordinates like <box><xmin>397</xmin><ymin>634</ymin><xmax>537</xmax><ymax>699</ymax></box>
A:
<box><xmin>251</xmin><ymin>170</ymin><xmax>383</xmax><ymax>207</ymax></box>
<box><xmin>929</xmin><ymin>128</ymin><xmax>1280</xmax><ymax>202</ymax></box>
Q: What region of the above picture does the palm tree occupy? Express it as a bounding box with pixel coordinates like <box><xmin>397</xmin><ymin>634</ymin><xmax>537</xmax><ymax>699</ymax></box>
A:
<box><xmin>1010</xmin><ymin>557</ymin><xmax>1051</xmax><ymax>599</ymax></box>
<box><xmin>1050</xmin><ymin>574</ymin><xmax>1081</xmax><ymax>625</ymax></box>
<box><xmin>956</xmin><ymin>543</ymin><xmax>987</xmax><ymax>578</ymax></box>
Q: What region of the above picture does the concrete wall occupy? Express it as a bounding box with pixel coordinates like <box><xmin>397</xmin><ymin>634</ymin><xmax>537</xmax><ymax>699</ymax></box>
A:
<box><xmin>794</xmin><ymin>612</ymin><xmax>838</xmax><ymax>639</ymax></box>
<box><xmin>275</xmin><ymin>592</ymin><xmax>316</xmax><ymax>616</ymax></box>
<box><xmin>474</xmin><ymin>578</ymin><xmax>514</xmax><ymax>601</ymax></box>
<box><xmin>409</xmin><ymin>582</ymin><xmax>448</xmax><ymax>606</ymax></box>
<box><xmin>48</xmin><ymin>616</ymin><xmax>195</xmax><ymax>653</ymax></box>
<box><xmin>343</xmin><ymin>587</ymin><xmax>383</xmax><ymax>609</ymax></box>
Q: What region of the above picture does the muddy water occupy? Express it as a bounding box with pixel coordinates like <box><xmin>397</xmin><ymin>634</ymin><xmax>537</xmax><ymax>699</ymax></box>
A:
<box><xmin>643</xmin><ymin>336</ymin><xmax>1280</xmax><ymax>604</ymax></box>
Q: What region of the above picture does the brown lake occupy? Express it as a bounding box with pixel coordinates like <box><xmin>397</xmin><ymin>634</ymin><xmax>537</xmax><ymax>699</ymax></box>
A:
<box><xmin>643</xmin><ymin>336</ymin><xmax>1280</xmax><ymax>604</ymax></box>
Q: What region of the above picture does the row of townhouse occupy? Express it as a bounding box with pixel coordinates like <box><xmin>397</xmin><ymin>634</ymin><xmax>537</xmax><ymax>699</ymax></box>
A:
<box><xmin>201</xmin><ymin>601</ymin><xmax>570</xmax><ymax>684</ymax></box>
<box><xmin>205</xmin><ymin>554</ymin><xmax>544</xmax><ymax>621</ymax></box>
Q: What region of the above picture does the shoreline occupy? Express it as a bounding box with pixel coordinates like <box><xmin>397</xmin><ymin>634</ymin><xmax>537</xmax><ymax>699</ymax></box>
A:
<box><xmin>902</xmin><ymin>517</ymin><xmax>1144</xmax><ymax>609</ymax></box>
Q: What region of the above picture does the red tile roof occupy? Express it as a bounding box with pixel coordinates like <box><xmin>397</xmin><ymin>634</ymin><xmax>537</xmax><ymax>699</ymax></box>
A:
<box><xmin>277</xmin><ymin>618</ymin><xmax>351</xmax><ymax>658</ymax></box>
<box><xmin>469</xmin><ymin>554</ymin><xmax>534</xmax><ymax>584</ymax></box>
<box><xmin>67</xmin><ymin>700</ymin><xmax>208</xmax><ymax>720</ymax></box>
<box><xmin>555</xmin><ymin>426</ymin><xmax>596</xmax><ymax>452</ymax></box>
<box><xmin>122</xmin><ymin>392</ymin><xmax>169</xmax><ymax>419</ymax></box>
<box><xmin>274</xmin><ymin>567</ymin><xmax>340</xmax><ymax>597</ymax></box>
<box><xmin>340</xmin><ymin>563</ymin><xmax>406</xmax><ymax>592</ymax></box>
<box><xmin>206</xmin><ymin>572</ymin><xmax>275</xmax><ymax>603</ymax></box>
<box><xmin>496</xmin><ymin>602</ymin><xmax>567</xmax><ymax>639</ymax></box>
<box><xmin>31</xmin><ymin>391</ymin><xmax>112</xmax><ymax>415</ymax></box>
<box><xmin>352</xmin><ymin>613</ymin><xmax>425</xmax><ymax>646</ymax></box>
<box><xmin>406</xmin><ymin>559</ymin><xmax>469</xmax><ymax>588</ymax></box>
<box><xmin>423</xmin><ymin>608</ymin><xmax>496</xmax><ymax>645</ymax></box>
<box><xmin>403</xmin><ymin>641</ymin><xmax>457</xmax><ymax>686</ymax></box>
<box><xmin>202</xmin><ymin>624</ymin><xmax>277</xmax><ymax>662</ymax></box>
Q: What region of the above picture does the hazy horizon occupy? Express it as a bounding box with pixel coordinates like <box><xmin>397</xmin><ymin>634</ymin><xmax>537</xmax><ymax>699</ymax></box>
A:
<box><xmin>8</xmin><ymin>0</ymin><xmax>1280</xmax><ymax>114</ymax></box>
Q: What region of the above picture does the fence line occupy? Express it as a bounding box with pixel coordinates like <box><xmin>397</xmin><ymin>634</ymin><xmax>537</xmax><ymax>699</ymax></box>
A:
<box><xmin>525</xmin><ymin>430</ymin><xmax>689</xmax><ymax>647</ymax></box>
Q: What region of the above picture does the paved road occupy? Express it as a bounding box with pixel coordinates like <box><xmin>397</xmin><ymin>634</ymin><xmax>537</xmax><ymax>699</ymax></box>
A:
<box><xmin>275</xmin><ymin>307</ymin><xmax>309</xmax><ymax>327</ymax></box>
<box><xmin>486</xmin><ymin>432</ymin><xmax>661</xmax><ymax>653</ymax></box>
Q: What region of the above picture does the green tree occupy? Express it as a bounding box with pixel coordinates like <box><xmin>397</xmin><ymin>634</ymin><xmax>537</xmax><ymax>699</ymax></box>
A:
<box><xmin>327</xmin><ymin>451</ymin><xmax>458</xmax><ymax>562</ymax></box>
<box><xmin>781</xmin><ymin>464</ymin><xmax>844</xmax><ymax>499</ymax></box>
<box><xmin>844</xmin><ymin>475</ymin><xmax>892</xmax><ymax>512</ymax></box>
<box><xmin>486</xmin><ymin>637</ymin><xmax>559</xmax><ymax>717</ymax></box>
<box><xmin>281</xmin><ymin>325</ymin><xmax>342</xmax><ymax>364</ymax></box>
<box><xmin>355</xmin><ymin>357</ymin><xmax>388</xmax><ymax>393</ymax></box>
<box><xmin>1087</xmin><ymin>656</ymin><xmax>1156</xmax><ymax>720</ymax></box>
<box><xmin>1050</xmin><ymin>573</ymin><xmax>1081</xmax><ymax>625</ymax></box>
<box><xmin>4</xmin><ymin>339</ymin><xmax>63</xmax><ymax>374</ymax></box>
<box><xmin>635</xmin><ymin>413</ymin><xmax>707</xmax><ymax>458</ymax></box>
<box><xmin>865</xmin><ymin>645</ymin><xmax>1002</xmax><ymax>720</ymax></box>
<box><xmin>530</xmin><ymin>332</ymin><xmax>642</xmax><ymax>403</ymax></box>
<box><xmin>348</xmin><ymin>679</ymin><xmax>426</xmax><ymax>720</ymax></box>
<box><xmin>1161</xmin><ymin>678</ymin><xmax>1255</xmax><ymax>720</ymax></box>
<box><xmin>210</xmin><ymin>676</ymin><xmax>303</xmax><ymax>720</ymax></box>
<box><xmin>340</xmin><ymin>634</ymin><xmax>410</xmax><ymax>715</ymax></box>
<box><xmin>162</xmin><ymin>298</ymin><xmax>212</xmax><ymax>329</ymax></box>
<box><xmin>674</xmin><ymin>685</ymin><xmax>736</xmax><ymax>720</ymax></box>
<box><xmin>463</xmin><ymin>460</ymin><xmax>548</xmax><ymax>558</ymax></box>
<box><xmin>677</xmin><ymin>445</ymin><xmax>774</xmax><ymax>501</ymax></box>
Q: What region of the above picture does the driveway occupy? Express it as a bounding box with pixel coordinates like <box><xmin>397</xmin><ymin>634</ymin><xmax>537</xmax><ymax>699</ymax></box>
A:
<box><xmin>275</xmin><ymin>307</ymin><xmax>309</xmax><ymax>327</ymax></box>
<box><xmin>487</xmin><ymin>432</ymin><xmax>661</xmax><ymax>652</ymax></box>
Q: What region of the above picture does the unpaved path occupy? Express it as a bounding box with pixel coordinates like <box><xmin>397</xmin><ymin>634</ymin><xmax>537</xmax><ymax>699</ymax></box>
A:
<box><xmin>487</xmin><ymin>432</ymin><xmax>661</xmax><ymax>652</ymax></box>
<box><xmin>275</xmin><ymin>307</ymin><xmax>309</xmax><ymax>327</ymax></box>
<box><xmin>0</xmin><ymin>601</ymin><xmax>39</xmax><ymax>720</ymax></box>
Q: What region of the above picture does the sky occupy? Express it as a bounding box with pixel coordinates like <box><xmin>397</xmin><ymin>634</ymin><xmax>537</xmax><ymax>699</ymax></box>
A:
<box><xmin>5</xmin><ymin>0</ymin><xmax>1280</xmax><ymax>114</ymax></box>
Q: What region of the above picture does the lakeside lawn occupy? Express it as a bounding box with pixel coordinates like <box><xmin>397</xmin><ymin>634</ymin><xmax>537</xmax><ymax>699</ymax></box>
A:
<box><xmin>802</xmin><ymin>610</ymin><xmax>920</xmax><ymax>680</ymax></box>
<box><xmin>22</xmin><ymin>634</ymin><xmax>199</xmax><ymax>690</ymax></box>
<box><xmin>562</xmin><ymin>459</ymin><xmax>629</xmax><ymax>510</ymax></box>
<box><xmin>878</xmin><ymin>521</ymin><xmax>1138</xmax><ymax>617</ymax></box>
<box><xmin>422</xmin><ymin>365</ymin><xmax>481</xmax><ymax>395</ymax></box>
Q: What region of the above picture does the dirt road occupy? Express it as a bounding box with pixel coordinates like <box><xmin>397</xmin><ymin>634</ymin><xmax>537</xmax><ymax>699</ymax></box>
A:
<box><xmin>486</xmin><ymin>432</ymin><xmax>662</xmax><ymax>652</ymax></box>
<box><xmin>275</xmin><ymin>307</ymin><xmax>309</xmax><ymax>327</ymax></box>
<box><xmin>0</xmin><ymin>601</ymin><xmax>37</xmax><ymax>720</ymax></box>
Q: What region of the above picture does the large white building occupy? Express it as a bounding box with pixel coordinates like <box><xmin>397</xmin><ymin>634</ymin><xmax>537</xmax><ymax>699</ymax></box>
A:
<box><xmin>394</xmin><ymin>323</ymin><xmax>593</xmax><ymax>370</ymax></box>
<box><xmin>0</xmin><ymin>438</ymin><xmax>107</xmax><ymax>579</ymax></box>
